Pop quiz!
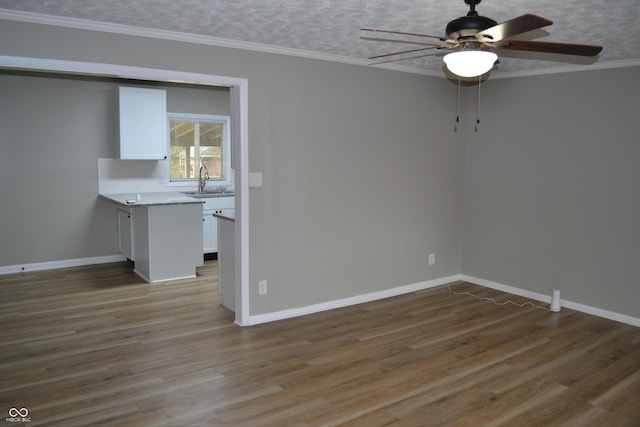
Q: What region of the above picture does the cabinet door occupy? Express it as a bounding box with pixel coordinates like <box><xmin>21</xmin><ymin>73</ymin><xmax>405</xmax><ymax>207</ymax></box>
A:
<box><xmin>117</xmin><ymin>209</ymin><xmax>134</xmax><ymax>260</ymax></box>
<box><xmin>203</xmin><ymin>213</ymin><xmax>218</xmax><ymax>254</ymax></box>
<box><xmin>118</xmin><ymin>87</ymin><xmax>167</xmax><ymax>160</ymax></box>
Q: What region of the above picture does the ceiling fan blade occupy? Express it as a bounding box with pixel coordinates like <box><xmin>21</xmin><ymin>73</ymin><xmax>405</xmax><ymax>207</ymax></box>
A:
<box><xmin>368</xmin><ymin>45</ymin><xmax>450</xmax><ymax>60</ymax></box>
<box><xmin>361</xmin><ymin>28</ymin><xmax>446</xmax><ymax>41</ymax></box>
<box><xmin>495</xmin><ymin>40</ymin><xmax>603</xmax><ymax>56</ymax></box>
<box><xmin>476</xmin><ymin>14</ymin><xmax>552</xmax><ymax>41</ymax></box>
<box><xmin>369</xmin><ymin>50</ymin><xmax>446</xmax><ymax>66</ymax></box>
<box><xmin>361</xmin><ymin>36</ymin><xmax>444</xmax><ymax>48</ymax></box>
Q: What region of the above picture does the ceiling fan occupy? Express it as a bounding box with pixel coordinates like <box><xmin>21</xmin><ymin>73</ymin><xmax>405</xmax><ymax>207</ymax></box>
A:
<box><xmin>361</xmin><ymin>0</ymin><xmax>603</xmax><ymax>77</ymax></box>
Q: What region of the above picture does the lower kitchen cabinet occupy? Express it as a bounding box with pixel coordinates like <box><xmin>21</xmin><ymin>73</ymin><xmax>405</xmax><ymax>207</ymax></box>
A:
<box><xmin>203</xmin><ymin>214</ymin><xmax>218</xmax><ymax>253</ymax></box>
<box><xmin>110</xmin><ymin>199</ymin><xmax>204</xmax><ymax>283</ymax></box>
<box><xmin>132</xmin><ymin>203</ymin><xmax>203</xmax><ymax>282</ymax></box>
<box><xmin>202</xmin><ymin>197</ymin><xmax>235</xmax><ymax>254</ymax></box>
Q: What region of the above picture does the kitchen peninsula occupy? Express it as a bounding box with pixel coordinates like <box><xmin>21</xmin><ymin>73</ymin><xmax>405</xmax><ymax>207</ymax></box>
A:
<box><xmin>213</xmin><ymin>210</ymin><xmax>235</xmax><ymax>311</ymax></box>
<box><xmin>100</xmin><ymin>192</ymin><xmax>204</xmax><ymax>283</ymax></box>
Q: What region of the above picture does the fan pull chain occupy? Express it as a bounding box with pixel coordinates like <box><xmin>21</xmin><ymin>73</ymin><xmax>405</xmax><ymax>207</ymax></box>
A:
<box><xmin>454</xmin><ymin>78</ymin><xmax>461</xmax><ymax>132</ymax></box>
<box><xmin>475</xmin><ymin>75</ymin><xmax>482</xmax><ymax>132</ymax></box>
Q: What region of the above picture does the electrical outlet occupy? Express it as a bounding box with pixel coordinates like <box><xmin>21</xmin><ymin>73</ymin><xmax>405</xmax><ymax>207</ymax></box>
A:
<box><xmin>258</xmin><ymin>280</ymin><xmax>268</xmax><ymax>295</ymax></box>
<box><xmin>428</xmin><ymin>253</ymin><xmax>436</xmax><ymax>266</ymax></box>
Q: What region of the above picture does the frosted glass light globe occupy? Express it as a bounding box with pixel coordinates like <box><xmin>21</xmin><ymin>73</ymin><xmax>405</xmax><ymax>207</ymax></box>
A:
<box><xmin>443</xmin><ymin>51</ymin><xmax>498</xmax><ymax>77</ymax></box>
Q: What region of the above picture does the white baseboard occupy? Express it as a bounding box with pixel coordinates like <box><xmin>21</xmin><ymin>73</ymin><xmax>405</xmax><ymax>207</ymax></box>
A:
<box><xmin>458</xmin><ymin>275</ymin><xmax>553</xmax><ymax>304</ymax></box>
<box><xmin>3</xmin><ymin>258</ymin><xmax>637</xmax><ymax>328</ymax></box>
<box><xmin>247</xmin><ymin>274</ymin><xmax>460</xmax><ymax>326</ymax></box>
<box><xmin>248</xmin><ymin>273</ymin><xmax>640</xmax><ymax>328</ymax></box>
<box><xmin>460</xmin><ymin>274</ymin><xmax>640</xmax><ymax>328</ymax></box>
<box><xmin>133</xmin><ymin>268</ymin><xmax>196</xmax><ymax>284</ymax></box>
<box><xmin>0</xmin><ymin>254</ymin><xmax>127</xmax><ymax>276</ymax></box>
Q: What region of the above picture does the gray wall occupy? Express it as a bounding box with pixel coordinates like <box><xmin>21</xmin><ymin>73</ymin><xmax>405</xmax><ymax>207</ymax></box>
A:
<box><xmin>0</xmin><ymin>70</ymin><xmax>230</xmax><ymax>266</ymax></box>
<box><xmin>0</xmin><ymin>20</ymin><xmax>466</xmax><ymax>317</ymax></box>
<box><xmin>247</xmin><ymin>58</ymin><xmax>466</xmax><ymax>314</ymax></box>
<box><xmin>4</xmin><ymin>19</ymin><xmax>636</xmax><ymax>320</ymax></box>
<box><xmin>0</xmin><ymin>74</ymin><xmax>116</xmax><ymax>264</ymax></box>
<box><xmin>462</xmin><ymin>67</ymin><xmax>640</xmax><ymax>318</ymax></box>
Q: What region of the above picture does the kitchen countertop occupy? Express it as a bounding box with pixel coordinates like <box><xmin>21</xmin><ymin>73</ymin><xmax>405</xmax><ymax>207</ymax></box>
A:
<box><xmin>100</xmin><ymin>192</ymin><xmax>205</xmax><ymax>207</ymax></box>
<box><xmin>212</xmin><ymin>211</ymin><xmax>235</xmax><ymax>222</ymax></box>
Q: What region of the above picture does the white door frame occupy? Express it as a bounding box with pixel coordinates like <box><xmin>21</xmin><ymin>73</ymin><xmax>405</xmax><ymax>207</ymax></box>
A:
<box><xmin>0</xmin><ymin>55</ymin><xmax>250</xmax><ymax>326</ymax></box>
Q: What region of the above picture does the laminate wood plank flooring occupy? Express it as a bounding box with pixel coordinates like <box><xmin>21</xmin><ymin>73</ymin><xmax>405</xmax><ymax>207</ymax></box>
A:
<box><xmin>1</xmin><ymin>261</ymin><xmax>639</xmax><ymax>426</ymax></box>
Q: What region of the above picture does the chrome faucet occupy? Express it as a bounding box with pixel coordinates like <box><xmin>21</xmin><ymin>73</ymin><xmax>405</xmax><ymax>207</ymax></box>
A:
<box><xmin>199</xmin><ymin>164</ymin><xmax>209</xmax><ymax>193</ymax></box>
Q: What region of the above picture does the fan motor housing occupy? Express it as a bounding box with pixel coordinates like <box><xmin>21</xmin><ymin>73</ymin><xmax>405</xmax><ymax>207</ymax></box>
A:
<box><xmin>446</xmin><ymin>15</ymin><xmax>497</xmax><ymax>40</ymax></box>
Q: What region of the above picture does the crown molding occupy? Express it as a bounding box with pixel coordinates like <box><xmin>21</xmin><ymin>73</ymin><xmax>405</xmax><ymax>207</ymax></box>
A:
<box><xmin>0</xmin><ymin>8</ymin><xmax>442</xmax><ymax>77</ymax></box>
<box><xmin>489</xmin><ymin>58</ymin><xmax>640</xmax><ymax>79</ymax></box>
<box><xmin>1</xmin><ymin>8</ymin><xmax>638</xmax><ymax>80</ymax></box>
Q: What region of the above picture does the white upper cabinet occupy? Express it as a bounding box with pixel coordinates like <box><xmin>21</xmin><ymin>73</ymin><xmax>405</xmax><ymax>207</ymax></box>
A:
<box><xmin>118</xmin><ymin>87</ymin><xmax>167</xmax><ymax>160</ymax></box>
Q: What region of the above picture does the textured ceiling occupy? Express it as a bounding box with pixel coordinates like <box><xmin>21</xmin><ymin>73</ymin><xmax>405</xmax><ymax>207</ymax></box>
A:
<box><xmin>1</xmin><ymin>0</ymin><xmax>639</xmax><ymax>76</ymax></box>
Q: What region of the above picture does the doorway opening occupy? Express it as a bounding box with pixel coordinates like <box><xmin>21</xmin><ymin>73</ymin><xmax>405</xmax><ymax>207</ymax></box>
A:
<box><xmin>0</xmin><ymin>55</ymin><xmax>250</xmax><ymax>325</ymax></box>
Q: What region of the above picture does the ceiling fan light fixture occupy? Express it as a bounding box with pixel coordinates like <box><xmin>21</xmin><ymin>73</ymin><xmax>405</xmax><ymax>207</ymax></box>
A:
<box><xmin>443</xmin><ymin>50</ymin><xmax>498</xmax><ymax>77</ymax></box>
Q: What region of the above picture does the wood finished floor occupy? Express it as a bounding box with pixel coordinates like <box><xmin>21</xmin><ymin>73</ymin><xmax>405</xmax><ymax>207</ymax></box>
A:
<box><xmin>1</xmin><ymin>261</ymin><xmax>639</xmax><ymax>426</ymax></box>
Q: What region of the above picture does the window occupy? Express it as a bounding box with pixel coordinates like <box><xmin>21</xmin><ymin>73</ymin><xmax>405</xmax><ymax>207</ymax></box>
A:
<box><xmin>167</xmin><ymin>113</ymin><xmax>231</xmax><ymax>186</ymax></box>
